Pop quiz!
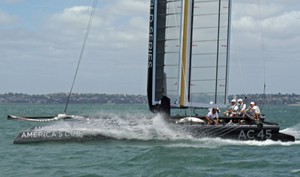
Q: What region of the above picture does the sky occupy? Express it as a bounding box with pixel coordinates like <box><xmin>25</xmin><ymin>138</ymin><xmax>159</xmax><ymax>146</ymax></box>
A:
<box><xmin>0</xmin><ymin>0</ymin><xmax>299</xmax><ymax>95</ymax></box>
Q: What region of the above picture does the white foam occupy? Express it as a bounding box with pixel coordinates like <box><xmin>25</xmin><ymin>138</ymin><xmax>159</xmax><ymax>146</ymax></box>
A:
<box><xmin>32</xmin><ymin>113</ymin><xmax>300</xmax><ymax>146</ymax></box>
<box><xmin>291</xmin><ymin>169</ymin><xmax>300</xmax><ymax>174</ymax></box>
<box><xmin>281</xmin><ymin>123</ymin><xmax>300</xmax><ymax>140</ymax></box>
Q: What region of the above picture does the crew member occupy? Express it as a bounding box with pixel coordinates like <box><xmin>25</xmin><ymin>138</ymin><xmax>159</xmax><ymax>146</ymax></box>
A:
<box><xmin>237</xmin><ymin>99</ymin><xmax>246</xmax><ymax>115</ymax></box>
<box><xmin>245</xmin><ymin>102</ymin><xmax>261</xmax><ymax>119</ymax></box>
<box><xmin>205</xmin><ymin>108</ymin><xmax>219</xmax><ymax>125</ymax></box>
<box><xmin>223</xmin><ymin>99</ymin><xmax>238</xmax><ymax>116</ymax></box>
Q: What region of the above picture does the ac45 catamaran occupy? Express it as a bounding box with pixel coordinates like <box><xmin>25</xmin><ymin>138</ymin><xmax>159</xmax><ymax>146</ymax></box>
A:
<box><xmin>147</xmin><ymin>0</ymin><xmax>294</xmax><ymax>141</ymax></box>
<box><xmin>8</xmin><ymin>0</ymin><xmax>294</xmax><ymax>144</ymax></box>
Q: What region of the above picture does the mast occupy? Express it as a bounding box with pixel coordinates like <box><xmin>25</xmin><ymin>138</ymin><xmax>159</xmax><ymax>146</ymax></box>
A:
<box><xmin>188</xmin><ymin>0</ymin><xmax>195</xmax><ymax>102</ymax></box>
<box><xmin>179</xmin><ymin>0</ymin><xmax>193</xmax><ymax>107</ymax></box>
<box><xmin>214</xmin><ymin>0</ymin><xmax>222</xmax><ymax>104</ymax></box>
<box><xmin>225</xmin><ymin>0</ymin><xmax>232</xmax><ymax>104</ymax></box>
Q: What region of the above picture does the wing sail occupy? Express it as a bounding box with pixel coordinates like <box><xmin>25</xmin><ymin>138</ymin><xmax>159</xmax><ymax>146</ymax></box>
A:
<box><xmin>147</xmin><ymin>0</ymin><xmax>231</xmax><ymax>112</ymax></box>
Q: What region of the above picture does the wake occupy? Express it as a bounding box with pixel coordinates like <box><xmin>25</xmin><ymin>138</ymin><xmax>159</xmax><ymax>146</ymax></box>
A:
<box><xmin>281</xmin><ymin>123</ymin><xmax>300</xmax><ymax>140</ymax></box>
<box><xmin>37</xmin><ymin>113</ymin><xmax>193</xmax><ymax>141</ymax></box>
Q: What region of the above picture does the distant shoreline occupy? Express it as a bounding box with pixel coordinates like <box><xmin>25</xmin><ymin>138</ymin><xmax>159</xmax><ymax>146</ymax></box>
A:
<box><xmin>0</xmin><ymin>93</ymin><xmax>300</xmax><ymax>105</ymax></box>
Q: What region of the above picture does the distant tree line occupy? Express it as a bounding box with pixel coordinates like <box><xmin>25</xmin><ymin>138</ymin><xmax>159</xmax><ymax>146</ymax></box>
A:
<box><xmin>0</xmin><ymin>92</ymin><xmax>299</xmax><ymax>105</ymax></box>
<box><xmin>0</xmin><ymin>93</ymin><xmax>147</xmax><ymax>104</ymax></box>
<box><xmin>229</xmin><ymin>93</ymin><xmax>300</xmax><ymax>105</ymax></box>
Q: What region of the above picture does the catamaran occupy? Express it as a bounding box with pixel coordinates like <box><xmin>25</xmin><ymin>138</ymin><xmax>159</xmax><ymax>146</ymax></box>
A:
<box><xmin>147</xmin><ymin>0</ymin><xmax>294</xmax><ymax>142</ymax></box>
<box><xmin>8</xmin><ymin>0</ymin><xmax>295</xmax><ymax>143</ymax></box>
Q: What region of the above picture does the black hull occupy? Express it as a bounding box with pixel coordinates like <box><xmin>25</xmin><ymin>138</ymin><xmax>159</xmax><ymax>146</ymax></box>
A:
<box><xmin>168</xmin><ymin>115</ymin><xmax>295</xmax><ymax>142</ymax></box>
<box><xmin>172</xmin><ymin>124</ymin><xmax>295</xmax><ymax>142</ymax></box>
<box><xmin>13</xmin><ymin>122</ymin><xmax>295</xmax><ymax>144</ymax></box>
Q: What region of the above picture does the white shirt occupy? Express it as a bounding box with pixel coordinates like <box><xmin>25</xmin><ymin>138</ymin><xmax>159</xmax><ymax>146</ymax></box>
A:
<box><xmin>207</xmin><ymin>111</ymin><xmax>219</xmax><ymax>121</ymax></box>
<box><xmin>239</xmin><ymin>102</ymin><xmax>246</xmax><ymax>111</ymax></box>
<box><xmin>230</xmin><ymin>104</ymin><xmax>238</xmax><ymax>112</ymax></box>
<box><xmin>253</xmin><ymin>105</ymin><xmax>260</xmax><ymax>114</ymax></box>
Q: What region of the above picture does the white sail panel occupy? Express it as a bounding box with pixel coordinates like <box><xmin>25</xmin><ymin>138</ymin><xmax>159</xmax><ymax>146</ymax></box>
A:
<box><xmin>164</xmin><ymin>0</ymin><xmax>183</xmax><ymax>106</ymax></box>
<box><xmin>189</xmin><ymin>0</ymin><xmax>230</xmax><ymax>106</ymax></box>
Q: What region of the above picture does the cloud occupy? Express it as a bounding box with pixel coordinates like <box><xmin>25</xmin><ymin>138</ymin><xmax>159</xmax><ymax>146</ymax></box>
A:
<box><xmin>1</xmin><ymin>0</ymin><xmax>299</xmax><ymax>94</ymax></box>
<box><xmin>0</xmin><ymin>0</ymin><xmax>150</xmax><ymax>94</ymax></box>
<box><xmin>232</xmin><ymin>1</ymin><xmax>300</xmax><ymax>51</ymax></box>
<box><xmin>108</xmin><ymin>0</ymin><xmax>149</xmax><ymax>16</ymax></box>
<box><xmin>48</xmin><ymin>6</ymin><xmax>100</xmax><ymax>29</ymax></box>
<box><xmin>44</xmin><ymin>1</ymin><xmax>149</xmax><ymax>48</ymax></box>
<box><xmin>228</xmin><ymin>1</ymin><xmax>300</xmax><ymax>94</ymax></box>
<box><xmin>263</xmin><ymin>11</ymin><xmax>300</xmax><ymax>39</ymax></box>
<box><xmin>2</xmin><ymin>0</ymin><xmax>24</xmax><ymax>4</ymax></box>
<box><xmin>233</xmin><ymin>10</ymin><xmax>300</xmax><ymax>39</ymax></box>
<box><xmin>0</xmin><ymin>10</ymin><xmax>18</xmax><ymax>25</ymax></box>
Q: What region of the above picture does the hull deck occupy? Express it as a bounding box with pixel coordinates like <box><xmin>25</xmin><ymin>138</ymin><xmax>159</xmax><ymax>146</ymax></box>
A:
<box><xmin>12</xmin><ymin>116</ymin><xmax>295</xmax><ymax>144</ymax></box>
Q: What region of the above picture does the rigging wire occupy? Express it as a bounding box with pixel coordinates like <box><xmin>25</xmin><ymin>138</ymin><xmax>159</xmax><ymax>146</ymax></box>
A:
<box><xmin>64</xmin><ymin>0</ymin><xmax>98</xmax><ymax>113</ymax></box>
<box><xmin>170</xmin><ymin>0</ymin><xmax>183</xmax><ymax>109</ymax></box>
<box><xmin>256</xmin><ymin>0</ymin><xmax>267</xmax><ymax>112</ymax></box>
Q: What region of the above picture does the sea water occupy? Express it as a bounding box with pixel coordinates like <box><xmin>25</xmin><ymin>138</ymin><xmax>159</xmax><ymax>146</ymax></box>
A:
<box><xmin>1</xmin><ymin>103</ymin><xmax>300</xmax><ymax>177</ymax></box>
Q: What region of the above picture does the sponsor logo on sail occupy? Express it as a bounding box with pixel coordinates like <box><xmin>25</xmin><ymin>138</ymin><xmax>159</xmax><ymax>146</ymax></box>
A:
<box><xmin>148</xmin><ymin>0</ymin><xmax>154</xmax><ymax>68</ymax></box>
